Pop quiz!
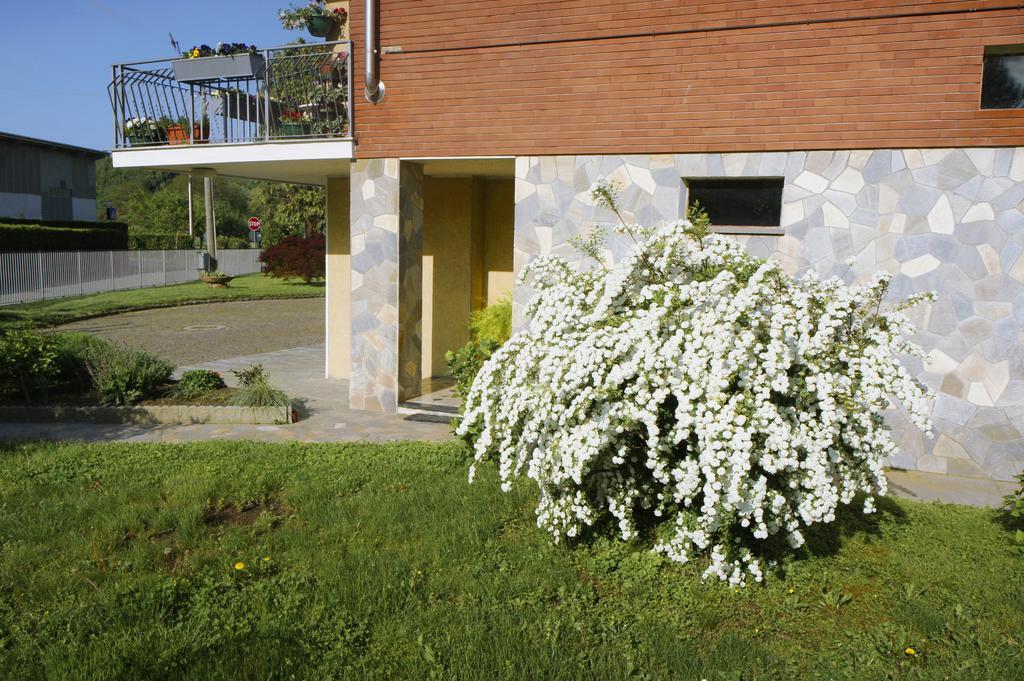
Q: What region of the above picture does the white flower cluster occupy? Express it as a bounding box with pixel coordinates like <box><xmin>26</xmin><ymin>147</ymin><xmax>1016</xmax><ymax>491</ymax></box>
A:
<box><xmin>124</xmin><ymin>117</ymin><xmax>157</xmax><ymax>133</ymax></box>
<box><xmin>458</xmin><ymin>215</ymin><xmax>934</xmax><ymax>587</ymax></box>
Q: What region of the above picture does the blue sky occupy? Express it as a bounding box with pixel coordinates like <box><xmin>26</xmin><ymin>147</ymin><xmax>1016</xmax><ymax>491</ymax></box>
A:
<box><xmin>0</xmin><ymin>1</ymin><xmax>298</xmax><ymax>151</ymax></box>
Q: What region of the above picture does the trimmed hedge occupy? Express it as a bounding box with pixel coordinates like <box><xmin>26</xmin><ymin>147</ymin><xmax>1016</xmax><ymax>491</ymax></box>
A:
<box><xmin>0</xmin><ymin>216</ymin><xmax>129</xmax><ymax>235</ymax></box>
<box><xmin>0</xmin><ymin>224</ymin><xmax>128</xmax><ymax>252</ymax></box>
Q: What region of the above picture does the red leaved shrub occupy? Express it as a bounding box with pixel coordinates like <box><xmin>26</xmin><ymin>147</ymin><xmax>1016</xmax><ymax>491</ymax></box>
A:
<box><xmin>258</xmin><ymin>234</ymin><xmax>325</xmax><ymax>283</ymax></box>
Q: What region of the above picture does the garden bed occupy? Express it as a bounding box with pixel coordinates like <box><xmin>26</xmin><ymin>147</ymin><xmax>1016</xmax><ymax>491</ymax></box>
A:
<box><xmin>0</xmin><ymin>331</ymin><xmax>294</xmax><ymax>425</ymax></box>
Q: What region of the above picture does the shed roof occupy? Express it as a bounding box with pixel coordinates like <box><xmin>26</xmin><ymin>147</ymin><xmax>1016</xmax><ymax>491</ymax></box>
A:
<box><xmin>0</xmin><ymin>131</ymin><xmax>107</xmax><ymax>159</ymax></box>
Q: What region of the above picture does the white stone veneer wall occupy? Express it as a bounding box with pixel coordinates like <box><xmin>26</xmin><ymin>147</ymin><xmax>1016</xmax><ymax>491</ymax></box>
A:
<box><xmin>513</xmin><ymin>150</ymin><xmax>1024</xmax><ymax>482</ymax></box>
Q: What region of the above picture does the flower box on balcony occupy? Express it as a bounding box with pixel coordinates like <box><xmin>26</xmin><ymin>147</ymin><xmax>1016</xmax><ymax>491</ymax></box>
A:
<box><xmin>165</xmin><ymin>124</ymin><xmax>209</xmax><ymax>145</ymax></box>
<box><xmin>172</xmin><ymin>53</ymin><xmax>266</xmax><ymax>83</ymax></box>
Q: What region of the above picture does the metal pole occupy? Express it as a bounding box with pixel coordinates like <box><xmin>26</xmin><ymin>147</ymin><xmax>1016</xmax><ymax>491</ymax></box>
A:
<box><xmin>204</xmin><ymin>176</ymin><xmax>217</xmax><ymax>269</ymax></box>
<box><xmin>187</xmin><ymin>174</ymin><xmax>194</xmax><ymax>241</ymax></box>
<box><xmin>77</xmin><ymin>251</ymin><xmax>83</xmax><ymax>295</ymax></box>
<box><xmin>162</xmin><ymin>249</ymin><xmax>167</xmax><ymax>285</ymax></box>
<box><xmin>112</xmin><ymin>65</ymin><xmax>119</xmax><ymax>148</ymax></box>
<box><xmin>109</xmin><ymin>251</ymin><xmax>115</xmax><ymax>291</ymax></box>
<box><xmin>119</xmin><ymin>65</ymin><xmax>127</xmax><ymax>145</ymax></box>
<box><xmin>264</xmin><ymin>49</ymin><xmax>271</xmax><ymax>141</ymax></box>
<box><xmin>346</xmin><ymin>42</ymin><xmax>354</xmax><ymax>139</ymax></box>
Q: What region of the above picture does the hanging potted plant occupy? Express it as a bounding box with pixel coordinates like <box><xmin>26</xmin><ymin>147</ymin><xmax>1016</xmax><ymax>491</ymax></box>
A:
<box><xmin>279</xmin><ymin>1</ymin><xmax>348</xmax><ymax>39</ymax></box>
<box><xmin>172</xmin><ymin>42</ymin><xmax>265</xmax><ymax>83</ymax></box>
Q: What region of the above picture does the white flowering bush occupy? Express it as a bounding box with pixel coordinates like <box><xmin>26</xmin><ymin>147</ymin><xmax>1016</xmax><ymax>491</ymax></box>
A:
<box><xmin>458</xmin><ymin>182</ymin><xmax>934</xmax><ymax>586</ymax></box>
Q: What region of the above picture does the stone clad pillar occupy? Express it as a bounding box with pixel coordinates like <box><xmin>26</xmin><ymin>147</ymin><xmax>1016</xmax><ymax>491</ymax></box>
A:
<box><xmin>349</xmin><ymin>159</ymin><xmax>424</xmax><ymax>411</ymax></box>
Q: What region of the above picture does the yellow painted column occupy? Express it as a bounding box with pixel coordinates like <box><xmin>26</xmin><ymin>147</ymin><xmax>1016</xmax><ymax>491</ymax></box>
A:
<box><xmin>326</xmin><ymin>176</ymin><xmax>350</xmax><ymax>379</ymax></box>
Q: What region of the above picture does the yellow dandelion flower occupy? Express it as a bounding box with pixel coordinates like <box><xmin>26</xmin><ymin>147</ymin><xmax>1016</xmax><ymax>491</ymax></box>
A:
<box><xmin>787</xmin><ymin>588</ymin><xmax>795</xmax><ymax>594</ymax></box>
<box><xmin>263</xmin><ymin>556</ymin><xmax>271</xmax><ymax>562</ymax></box>
<box><xmin>234</xmin><ymin>561</ymin><xmax>246</xmax><ymax>571</ymax></box>
<box><xmin>904</xmin><ymin>647</ymin><xmax>917</xmax><ymax>656</ymax></box>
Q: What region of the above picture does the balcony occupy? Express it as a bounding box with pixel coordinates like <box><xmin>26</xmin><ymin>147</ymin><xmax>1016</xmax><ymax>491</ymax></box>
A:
<box><xmin>108</xmin><ymin>41</ymin><xmax>354</xmax><ymax>184</ymax></box>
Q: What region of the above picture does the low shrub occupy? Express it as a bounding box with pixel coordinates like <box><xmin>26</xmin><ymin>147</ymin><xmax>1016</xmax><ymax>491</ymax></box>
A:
<box><xmin>172</xmin><ymin>369</ymin><xmax>226</xmax><ymax>399</ymax></box>
<box><xmin>0</xmin><ymin>224</ymin><xmax>128</xmax><ymax>251</ymax></box>
<box><xmin>87</xmin><ymin>344</ymin><xmax>174</xmax><ymax>405</ymax></box>
<box><xmin>51</xmin><ymin>332</ymin><xmax>112</xmax><ymax>392</ymax></box>
<box><xmin>259</xmin><ymin>234</ymin><xmax>325</xmax><ymax>283</ymax></box>
<box><xmin>470</xmin><ymin>296</ymin><xmax>512</xmax><ymax>345</ymax></box>
<box><xmin>446</xmin><ymin>338</ymin><xmax>500</xmax><ymax>400</ymax></box>
<box><xmin>445</xmin><ymin>297</ymin><xmax>513</xmax><ymax>398</ymax></box>
<box><xmin>0</xmin><ymin>330</ymin><xmax>59</xmax><ymax>401</ymax></box>
<box><xmin>229</xmin><ymin>364</ymin><xmax>289</xmax><ymax>408</ymax></box>
<box><xmin>231</xmin><ymin>364</ymin><xmax>269</xmax><ymax>387</ymax></box>
<box><xmin>458</xmin><ymin>181</ymin><xmax>934</xmax><ymax>586</ymax></box>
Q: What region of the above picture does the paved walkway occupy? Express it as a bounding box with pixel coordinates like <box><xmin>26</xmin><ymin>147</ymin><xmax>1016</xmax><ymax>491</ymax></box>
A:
<box><xmin>0</xmin><ymin>345</ymin><xmax>451</xmax><ymax>444</ymax></box>
<box><xmin>0</xmin><ymin>342</ymin><xmax>1013</xmax><ymax>508</ymax></box>
<box><xmin>55</xmin><ymin>298</ymin><xmax>326</xmax><ymax>365</ymax></box>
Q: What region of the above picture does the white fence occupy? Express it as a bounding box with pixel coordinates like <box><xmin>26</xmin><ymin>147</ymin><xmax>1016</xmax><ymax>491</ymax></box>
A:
<box><xmin>0</xmin><ymin>249</ymin><xmax>263</xmax><ymax>306</ymax></box>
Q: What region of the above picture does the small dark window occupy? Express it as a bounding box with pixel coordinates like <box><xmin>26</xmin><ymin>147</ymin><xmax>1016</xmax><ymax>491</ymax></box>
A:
<box><xmin>982</xmin><ymin>45</ymin><xmax>1024</xmax><ymax>109</ymax></box>
<box><xmin>684</xmin><ymin>178</ymin><xmax>784</xmax><ymax>230</ymax></box>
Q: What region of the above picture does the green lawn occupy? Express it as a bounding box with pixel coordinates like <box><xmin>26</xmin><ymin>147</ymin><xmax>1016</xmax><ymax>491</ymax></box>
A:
<box><xmin>0</xmin><ymin>441</ymin><xmax>1020</xmax><ymax>680</ymax></box>
<box><xmin>0</xmin><ymin>274</ymin><xmax>324</xmax><ymax>328</ymax></box>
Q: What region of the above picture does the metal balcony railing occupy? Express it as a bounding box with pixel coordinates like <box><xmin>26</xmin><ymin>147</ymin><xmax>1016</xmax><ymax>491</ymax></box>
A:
<box><xmin>109</xmin><ymin>41</ymin><xmax>353</xmax><ymax>149</ymax></box>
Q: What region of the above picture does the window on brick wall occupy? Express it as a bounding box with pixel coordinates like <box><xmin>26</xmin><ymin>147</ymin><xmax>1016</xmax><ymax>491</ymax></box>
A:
<box><xmin>683</xmin><ymin>178</ymin><xmax>784</xmax><ymax>235</ymax></box>
<box><xmin>981</xmin><ymin>45</ymin><xmax>1024</xmax><ymax>109</ymax></box>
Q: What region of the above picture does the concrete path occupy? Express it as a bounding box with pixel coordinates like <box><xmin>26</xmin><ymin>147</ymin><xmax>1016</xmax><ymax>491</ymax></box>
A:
<box><xmin>0</xmin><ymin>344</ymin><xmax>451</xmax><ymax>444</ymax></box>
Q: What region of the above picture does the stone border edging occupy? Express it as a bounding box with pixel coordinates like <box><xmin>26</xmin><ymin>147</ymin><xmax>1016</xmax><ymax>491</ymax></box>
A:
<box><xmin>0</xmin><ymin>403</ymin><xmax>295</xmax><ymax>426</ymax></box>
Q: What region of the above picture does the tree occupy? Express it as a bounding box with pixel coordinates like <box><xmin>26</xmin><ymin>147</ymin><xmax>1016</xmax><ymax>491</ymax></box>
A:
<box><xmin>249</xmin><ymin>182</ymin><xmax>325</xmax><ymax>246</ymax></box>
<box><xmin>95</xmin><ymin>157</ymin><xmax>325</xmax><ymax>249</ymax></box>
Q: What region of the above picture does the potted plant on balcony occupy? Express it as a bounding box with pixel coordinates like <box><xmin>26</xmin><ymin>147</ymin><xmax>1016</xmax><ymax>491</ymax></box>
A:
<box><xmin>160</xmin><ymin>116</ymin><xmax>210</xmax><ymax>145</ymax></box>
<box><xmin>279</xmin><ymin>1</ymin><xmax>348</xmax><ymax>39</ymax></box>
<box><xmin>172</xmin><ymin>42</ymin><xmax>265</xmax><ymax>83</ymax></box>
<box><xmin>280</xmin><ymin>110</ymin><xmax>312</xmax><ymax>137</ymax></box>
<box><xmin>124</xmin><ymin>117</ymin><xmax>165</xmax><ymax>146</ymax></box>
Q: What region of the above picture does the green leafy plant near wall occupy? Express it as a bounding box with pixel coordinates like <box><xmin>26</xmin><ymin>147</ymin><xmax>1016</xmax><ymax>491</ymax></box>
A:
<box><xmin>445</xmin><ymin>296</ymin><xmax>512</xmax><ymax>399</ymax></box>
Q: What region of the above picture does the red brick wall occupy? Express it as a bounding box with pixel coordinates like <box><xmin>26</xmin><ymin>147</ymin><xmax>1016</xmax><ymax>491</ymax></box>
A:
<box><xmin>350</xmin><ymin>1</ymin><xmax>1024</xmax><ymax>157</ymax></box>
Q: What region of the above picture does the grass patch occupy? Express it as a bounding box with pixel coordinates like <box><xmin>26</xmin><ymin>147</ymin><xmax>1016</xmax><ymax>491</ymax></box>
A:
<box><xmin>0</xmin><ymin>440</ymin><xmax>1020</xmax><ymax>680</ymax></box>
<box><xmin>0</xmin><ymin>274</ymin><xmax>324</xmax><ymax>328</ymax></box>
